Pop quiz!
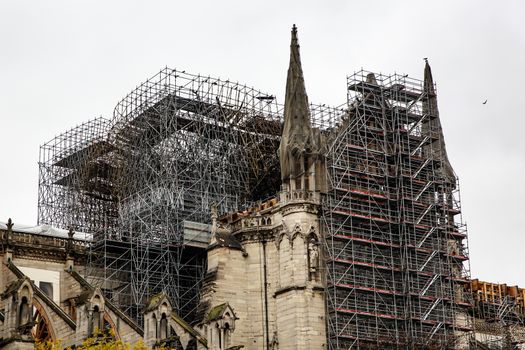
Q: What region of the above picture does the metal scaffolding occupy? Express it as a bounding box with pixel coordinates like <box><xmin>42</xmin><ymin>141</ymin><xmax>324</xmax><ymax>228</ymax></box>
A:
<box><xmin>38</xmin><ymin>68</ymin><xmax>283</xmax><ymax>323</ymax></box>
<box><xmin>321</xmin><ymin>70</ymin><xmax>473</xmax><ymax>349</ymax></box>
<box><xmin>38</xmin><ymin>62</ymin><xmax>475</xmax><ymax>348</ymax></box>
<box><xmin>38</xmin><ymin>117</ymin><xmax>116</xmax><ymax>235</ymax></box>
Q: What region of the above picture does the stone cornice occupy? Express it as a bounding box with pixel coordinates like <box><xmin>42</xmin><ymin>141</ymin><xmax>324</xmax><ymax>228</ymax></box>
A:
<box><xmin>0</xmin><ymin>229</ymin><xmax>88</xmax><ymax>264</ymax></box>
<box><xmin>280</xmin><ymin>202</ymin><xmax>319</xmax><ymax>217</ymax></box>
<box><xmin>274</xmin><ymin>284</ymin><xmax>325</xmax><ymax>298</ymax></box>
<box><xmin>233</xmin><ymin>225</ymin><xmax>281</xmax><ymax>245</ymax></box>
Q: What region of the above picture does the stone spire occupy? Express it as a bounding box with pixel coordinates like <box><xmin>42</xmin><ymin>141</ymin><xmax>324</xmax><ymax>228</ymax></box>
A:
<box><xmin>422</xmin><ymin>60</ymin><xmax>455</xmax><ymax>182</ymax></box>
<box><xmin>279</xmin><ymin>24</ymin><xmax>313</xmax><ymax>183</ymax></box>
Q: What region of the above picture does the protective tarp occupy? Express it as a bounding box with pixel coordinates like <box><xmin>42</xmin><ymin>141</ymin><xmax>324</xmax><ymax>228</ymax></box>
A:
<box><xmin>0</xmin><ymin>221</ymin><xmax>92</xmax><ymax>241</ymax></box>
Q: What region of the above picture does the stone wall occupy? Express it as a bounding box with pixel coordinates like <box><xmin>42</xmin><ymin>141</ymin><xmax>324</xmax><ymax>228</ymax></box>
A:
<box><xmin>203</xmin><ymin>194</ymin><xmax>326</xmax><ymax>350</ymax></box>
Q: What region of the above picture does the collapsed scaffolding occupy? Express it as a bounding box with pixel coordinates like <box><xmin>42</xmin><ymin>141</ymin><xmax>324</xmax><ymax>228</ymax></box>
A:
<box><xmin>321</xmin><ymin>69</ymin><xmax>473</xmax><ymax>349</ymax></box>
<box><xmin>38</xmin><ymin>68</ymin><xmax>284</xmax><ymax>322</ymax></box>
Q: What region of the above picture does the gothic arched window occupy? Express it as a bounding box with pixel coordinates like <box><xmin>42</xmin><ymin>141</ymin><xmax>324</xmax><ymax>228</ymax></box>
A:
<box><xmin>216</xmin><ymin>323</ymin><xmax>222</xmax><ymax>348</ymax></box>
<box><xmin>18</xmin><ymin>296</ymin><xmax>31</xmax><ymax>326</ymax></box>
<box><xmin>92</xmin><ymin>305</ymin><xmax>101</xmax><ymax>333</ymax></box>
<box><xmin>32</xmin><ymin>308</ymin><xmax>51</xmax><ymax>342</ymax></box>
<box><xmin>160</xmin><ymin>313</ymin><xmax>168</xmax><ymax>339</ymax></box>
<box><xmin>224</xmin><ymin>322</ymin><xmax>231</xmax><ymax>348</ymax></box>
<box><xmin>151</xmin><ymin>313</ymin><xmax>157</xmax><ymax>339</ymax></box>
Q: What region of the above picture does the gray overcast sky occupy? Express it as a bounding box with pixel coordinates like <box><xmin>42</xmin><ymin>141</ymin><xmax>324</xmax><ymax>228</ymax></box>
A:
<box><xmin>1</xmin><ymin>0</ymin><xmax>524</xmax><ymax>285</ymax></box>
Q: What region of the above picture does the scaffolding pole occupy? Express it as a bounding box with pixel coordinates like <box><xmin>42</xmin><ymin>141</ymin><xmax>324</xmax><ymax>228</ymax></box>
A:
<box><xmin>322</xmin><ymin>70</ymin><xmax>473</xmax><ymax>349</ymax></box>
<box><xmin>38</xmin><ymin>68</ymin><xmax>284</xmax><ymax>324</ymax></box>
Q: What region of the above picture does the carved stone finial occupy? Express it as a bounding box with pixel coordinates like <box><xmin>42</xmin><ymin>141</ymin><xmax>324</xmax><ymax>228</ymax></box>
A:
<box><xmin>66</xmin><ymin>226</ymin><xmax>75</xmax><ymax>260</ymax></box>
<box><xmin>5</xmin><ymin>218</ymin><xmax>13</xmax><ymax>248</ymax></box>
<box><xmin>6</xmin><ymin>218</ymin><xmax>13</xmax><ymax>231</ymax></box>
<box><xmin>423</xmin><ymin>60</ymin><xmax>435</xmax><ymax>96</ymax></box>
<box><xmin>210</xmin><ymin>202</ymin><xmax>218</xmax><ymax>221</ymax></box>
<box><xmin>68</xmin><ymin>226</ymin><xmax>75</xmax><ymax>240</ymax></box>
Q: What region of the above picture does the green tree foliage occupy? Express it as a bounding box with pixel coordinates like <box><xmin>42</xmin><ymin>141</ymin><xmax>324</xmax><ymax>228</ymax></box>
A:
<box><xmin>34</xmin><ymin>329</ymin><xmax>165</xmax><ymax>350</ymax></box>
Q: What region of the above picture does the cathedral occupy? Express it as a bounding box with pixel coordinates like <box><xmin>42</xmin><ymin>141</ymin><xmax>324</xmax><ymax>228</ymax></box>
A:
<box><xmin>3</xmin><ymin>25</ymin><xmax>524</xmax><ymax>350</ymax></box>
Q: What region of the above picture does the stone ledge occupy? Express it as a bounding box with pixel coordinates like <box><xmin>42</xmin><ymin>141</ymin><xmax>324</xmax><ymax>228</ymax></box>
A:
<box><xmin>274</xmin><ymin>284</ymin><xmax>306</xmax><ymax>297</ymax></box>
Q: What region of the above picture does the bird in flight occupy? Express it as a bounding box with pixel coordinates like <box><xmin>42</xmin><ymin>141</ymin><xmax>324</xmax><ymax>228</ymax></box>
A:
<box><xmin>482</xmin><ymin>100</ymin><xmax>487</xmax><ymax>105</ymax></box>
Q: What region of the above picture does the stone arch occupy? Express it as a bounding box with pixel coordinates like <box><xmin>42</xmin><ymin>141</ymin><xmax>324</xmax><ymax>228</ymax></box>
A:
<box><xmin>215</xmin><ymin>322</ymin><xmax>222</xmax><ymax>347</ymax></box>
<box><xmin>18</xmin><ymin>296</ymin><xmax>31</xmax><ymax>326</ymax></box>
<box><xmin>291</xmin><ymin>232</ymin><xmax>305</xmax><ymax>282</ymax></box>
<box><xmin>86</xmin><ymin>288</ymin><xmax>113</xmax><ymax>338</ymax></box>
<box><xmin>159</xmin><ymin>312</ymin><xmax>169</xmax><ymax>339</ymax></box>
<box><xmin>160</xmin><ymin>302</ymin><xmax>169</xmax><ymax>315</ymax></box>
<box><xmin>16</xmin><ymin>283</ymin><xmax>33</xmax><ymax>337</ymax></box>
<box><xmin>277</xmin><ymin>234</ymin><xmax>290</xmax><ymax>287</ymax></box>
<box><xmin>32</xmin><ymin>298</ymin><xmax>56</xmax><ymax>342</ymax></box>
<box><xmin>92</xmin><ymin>304</ymin><xmax>102</xmax><ymax>333</ymax></box>
<box><xmin>288</xmin><ymin>222</ymin><xmax>303</xmax><ymax>245</ymax></box>
<box><xmin>223</xmin><ymin>321</ymin><xmax>231</xmax><ymax>348</ymax></box>
<box><xmin>276</xmin><ymin>229</ymin><xmax>287</xmax><ymax>249</ymax></box>
<box><xmin>151</xmin><ymin>312</ymin><xmax>158</xmax><ymax>339</ymax></box>
<box><xmin>89</xmin><ymin>291</ymin><xmax>106</xmax><ymax>335</ymax></box>
<box><xmin>307</xmin><ymin>228</ymin><xmax>319</xmax><ymax>248</ymax></box>
<box><xmin>102</xmin><ymin>311</ymin><xmax>120</xmax><ymax>340</ymax></box>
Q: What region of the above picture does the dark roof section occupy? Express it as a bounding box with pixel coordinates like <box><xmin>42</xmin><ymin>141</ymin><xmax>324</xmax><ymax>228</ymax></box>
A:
<box><xmin>207</xmin><ymin>303</ymin><xmax>228</xmax><ymax>321</ymax></box>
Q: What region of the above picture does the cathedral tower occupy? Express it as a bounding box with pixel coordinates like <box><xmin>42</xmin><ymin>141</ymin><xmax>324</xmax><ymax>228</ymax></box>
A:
<box><xmin>199</xmin><ymin>25</ymin><xmax>327</xmax><ymax>350</ymax></box>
